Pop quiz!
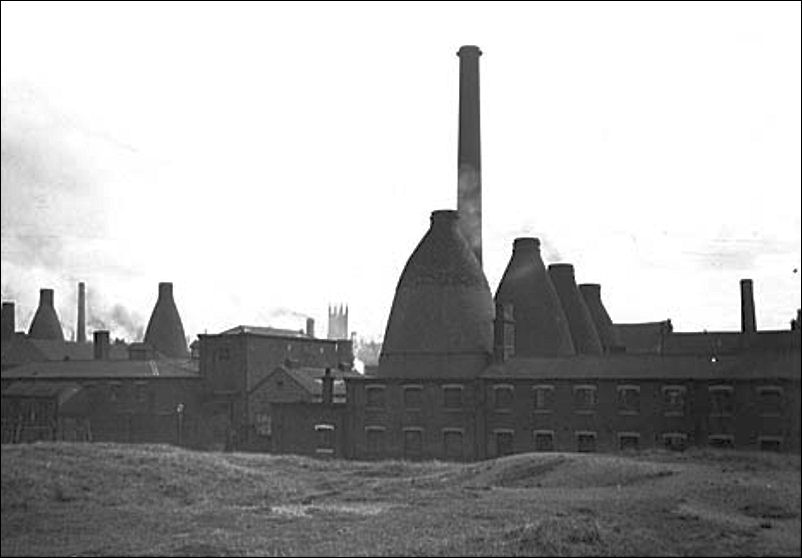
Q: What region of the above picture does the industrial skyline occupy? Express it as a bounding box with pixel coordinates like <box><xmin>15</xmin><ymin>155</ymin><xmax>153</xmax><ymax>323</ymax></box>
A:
<box><xmin>2</xmin><ymin>1</ymin><xmax>800</xmax><ymax>343</ymax></box>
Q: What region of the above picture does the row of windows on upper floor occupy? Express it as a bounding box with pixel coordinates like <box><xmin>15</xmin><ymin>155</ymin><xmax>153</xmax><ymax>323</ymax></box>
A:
<box><xmin>312</xmin><ymin>423</ymin><xmax>787</xmax><ymax>457</ymax></box>
<box><xmin>362</xmin><ymin>383</ymin><xmax>786</xmax><ymax>418</ymax></box>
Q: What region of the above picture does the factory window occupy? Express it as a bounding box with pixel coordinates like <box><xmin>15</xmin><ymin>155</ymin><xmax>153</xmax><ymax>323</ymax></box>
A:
<box><xmin>617</xmin><ymin>385</ymin><xmax>640</xmax><ymax>415</ymax></box>
<box><xmin>493</xmin><ymin>384</ymin><xmax>514</xmax><ymax>412</ymax></box>
<box><xmin>662</xmin><ymin>432</ymin><xmax>688</xmax><ymax>452</ymax></box>
<box><xmin>443</xmin><ymin>384</ymin><xmax>464</xmax><ymax>410</ymax></box>
<box><xmin>575</xmin><ymin>431</ymin><xmax>597</xmax><ymax>453</ymax></box>
<box><xmin>493</xmin><ymin>429</ymin><xmax>515</xmax><ymax>457</ymax></box>
<box><xmin>442</xmin><ymin>428</ymin><xmax>464</xmax><ymax>460</ymax></box>
<box><xmin>533</xmin><ymin>430</ymin><xmax>555</xmax><ymax>452</ymax></box>
<box><xmin>365</xmin><ymin>426</ymin><xmax>386</xmax><ymax>456</ymax></box>
<box><xmin>217</xmin><ymin>347</ymin><xmax>230</xmax><ymax>361</ymax></box>
<box><xmin>708</xmin><ymin>434</ymin><xmax>735</xmax><ymax>449</ymax></box>
<box><xmin>757</xmin><ymin>386</ymin><xmax>783</xmax><ymax>417</ymax></box>
<box><xmin>532</xmin><ymin>385</ymin><xmax>555</xmax><ymax>414</ymax></box>
<box><xmin>403</xmin><ymin>427</ymin><xmax>423</xmax><ymax>457</ymax></box>
<box><xmin>708</xmin><ymin>385</ymin><xmax>734</xmax><ymax>417</ymax></box>
<box><xmin>365</xmin><ymin>385</ymin><xmax>386</xmax><ymax>409</ymax></box>
<box><xmin>758</xmin><ymin>436</ymin><xmax>782</xmax><ymax>453</ymax></box>
<box><xmin>315</xmin><ymin>424</ymin><xmax>335</xmax><ymax>454</ymax></box>
<box><xmin>573</xmin><ymin>385</ymin><xmax>597</xmax><ymax>414</ymax></box>
<box><xmin>618</xmin><ymin>432</ymin><xmax>640</xmax><ymax>451</ymax></box>
<box><xmin>403</xmin><ymin>385</ymin><xmax>423</xmax><ymax>410</ymax></box>
<box><xmin>662</xmin><ymin>385</ymin><xmax>687</xmax><ymax>417</ymax></box>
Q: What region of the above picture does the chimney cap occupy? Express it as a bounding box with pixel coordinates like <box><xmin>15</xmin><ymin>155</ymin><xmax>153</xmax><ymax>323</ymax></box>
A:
<box><xmin>740</xmin><ymin>278</ymin><xmax>753</xmax><ymax>286</ymax></box>
<box><xmin>457</xmin><ymin>45</ymin><xmax>482</xmax><ymax>56</ymax></box>
<box><xmin>513</xmin><ymin>237</ymin><xmax>540</xmax><ymax>250</ymax></box>
<box><xmin>548</xmin><ymin>263</ymin><xmax>575</xmax><ymax>273</ymax></box>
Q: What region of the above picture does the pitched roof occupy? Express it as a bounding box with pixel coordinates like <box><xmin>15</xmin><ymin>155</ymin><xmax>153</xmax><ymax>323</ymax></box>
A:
<box><xmin>28</xmin><ymin>339</ymin><xmax>129</xmax><ymax>361</ymax></box>
<box><xmin>219</xmin><ymin>325</ymin><xmax>310</xmax><ymax>338</ymax></box>
<box><xmin>481</xmin><ymin>352</ymin><xmax>800</xmax><ymax>381</ymax></box>
<box><xmin>256</xmin><ymin>365</ymin><xmax>359</xmax><ymax>397</ymax></box>
<box><xmin>1</xmin><ymin>358</ymin><xmax>200</xmax><ymax>380</ymax></box>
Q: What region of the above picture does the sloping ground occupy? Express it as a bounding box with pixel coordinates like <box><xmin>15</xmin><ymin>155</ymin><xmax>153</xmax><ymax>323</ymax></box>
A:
<box><xmin>1</xmin><ymin>443</ymin><xmax>799</xmax><ymax>557</ymax></box>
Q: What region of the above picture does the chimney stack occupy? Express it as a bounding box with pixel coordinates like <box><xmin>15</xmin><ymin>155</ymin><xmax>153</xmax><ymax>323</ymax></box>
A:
<box><xmin>76</xmin><ymin>282</ymin><xmax>87</xmax><ymax>343</ymax></box>
<box><xmin>1</xmin><ymin>302</ymin><xmax>15</xmax><ymax>340</ymax></box>
<box><xmin>306</xmin><ymin>317</ymin><xmax>315</xmax><ymax>338</ymax></box>
<box><xmin>94</xmin><ymin>330</ymin><xmax>110</xmax><ymax>360</ymax></box>
<box><xmin>740</xmin><ymin>278</ymin><xmax>756</xmax><ymax>334</ymax></box>
<box><xmin>28</xmin><ymin>288</ymin><xmax>65</xmax><ymax>341</ymax></box>
<box><xmin>322</xmin><ymin>368</ymin><xmax>333</xmax><ymax>405</ymax></box>
<box><xmin>457</xmin><ymin>45</ymin><xmax>483</xmax><ymax>267</ymax></box>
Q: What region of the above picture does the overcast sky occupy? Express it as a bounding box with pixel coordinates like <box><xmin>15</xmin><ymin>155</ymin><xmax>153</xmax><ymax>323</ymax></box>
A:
<box><xmin>2</xmin><ymin>1</ymin><xmax>800</xmax><ymax>343</ymax></box>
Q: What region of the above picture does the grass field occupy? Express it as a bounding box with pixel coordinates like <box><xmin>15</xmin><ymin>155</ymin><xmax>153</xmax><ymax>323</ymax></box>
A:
<box><xmin>1</xmin><ymin>442</ymin><xmax>800</xmax><ymax>556</ymax></box>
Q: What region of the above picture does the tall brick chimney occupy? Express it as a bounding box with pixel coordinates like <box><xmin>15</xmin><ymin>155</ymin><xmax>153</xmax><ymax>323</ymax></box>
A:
<box><xmin>740</xmin><ymin>278</ymin><xmax>756</xmax><ymax>334</ymax></box>
<box><xmin>76</xmin><ymin>282</ymin><xmax>87</xmax><ymax>343</ymax></box>
<box><xmin>457</xmin><ymin>45</ymin><xmax>483</xmax><ymax>267</ymax></box>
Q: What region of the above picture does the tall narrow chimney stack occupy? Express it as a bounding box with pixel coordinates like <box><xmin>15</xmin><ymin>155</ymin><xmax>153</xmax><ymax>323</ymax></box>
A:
<box><xmin>457</xmin><ymin>45</ymin><xmax>483</xmax><ymax>267</ymax></box>
<box><xmin>77</xmin><ymin>282</ymin><xmax>87</xmax><ymax>343</ymax></box>
<box><xmin>306</xmin><ymin>317</ymin><xmax>315</xmax><ymax>338</ymax></box>
<box><xmin>740</xmin><ymin>278</ymin><xmax>756</xmax><ymax>334</ymax></box>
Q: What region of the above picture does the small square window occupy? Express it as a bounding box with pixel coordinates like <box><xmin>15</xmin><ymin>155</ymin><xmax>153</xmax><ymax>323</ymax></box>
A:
<box><xmin>662</xmin><ymin>385</ymin><xmax>686</xmax><ymax>417</ymax></box>
<box><xmin>533</xmin><ymin>430</ymin><xmax>555</xmax><ymax>452</ymax></box>
<box><xmin>532</xmin><ymin>385</ymin><xmax>554</xmax><ymax>413</ymax></box>
<box><xmin>576</xmin><ymin>431</ymin><xmax>597</xmax><ymax>452</ymax></box>
<box><xmin>758</xmin><ymin>436</ymin><xmax>782</xmax><ymax>452</ymax></box>
<box><xmin>617</xmin><ymin>385</ymin><xmax>640</xmax><ymax>415</ymax></box>
<box><xmin>573</xmin><ymin>385</ymin><xmax>597</xmax><ymax>414</ymax></box>
<box><xmin>709</xmin><ymin>385</ymin><xmax>734</xmax><ymax>417</ymax></box>
<box><xmin>618</xmin><ymin>432</ymin><xmax>640</xmax><ymax>451</ymax></box>
<box><xmin>403</xmin><ymin>385</ymin><xmax>423</xmax><ymax>409</ymax></box>
<box><xmin>443</xmin><ymin>385</ymin><xmax>464</xmax><ymax>409</ymax></box>
<box><xmin>662</xmin><ymin>432</ymin><xmax>688</xmax><ymax>452</ymax></box>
